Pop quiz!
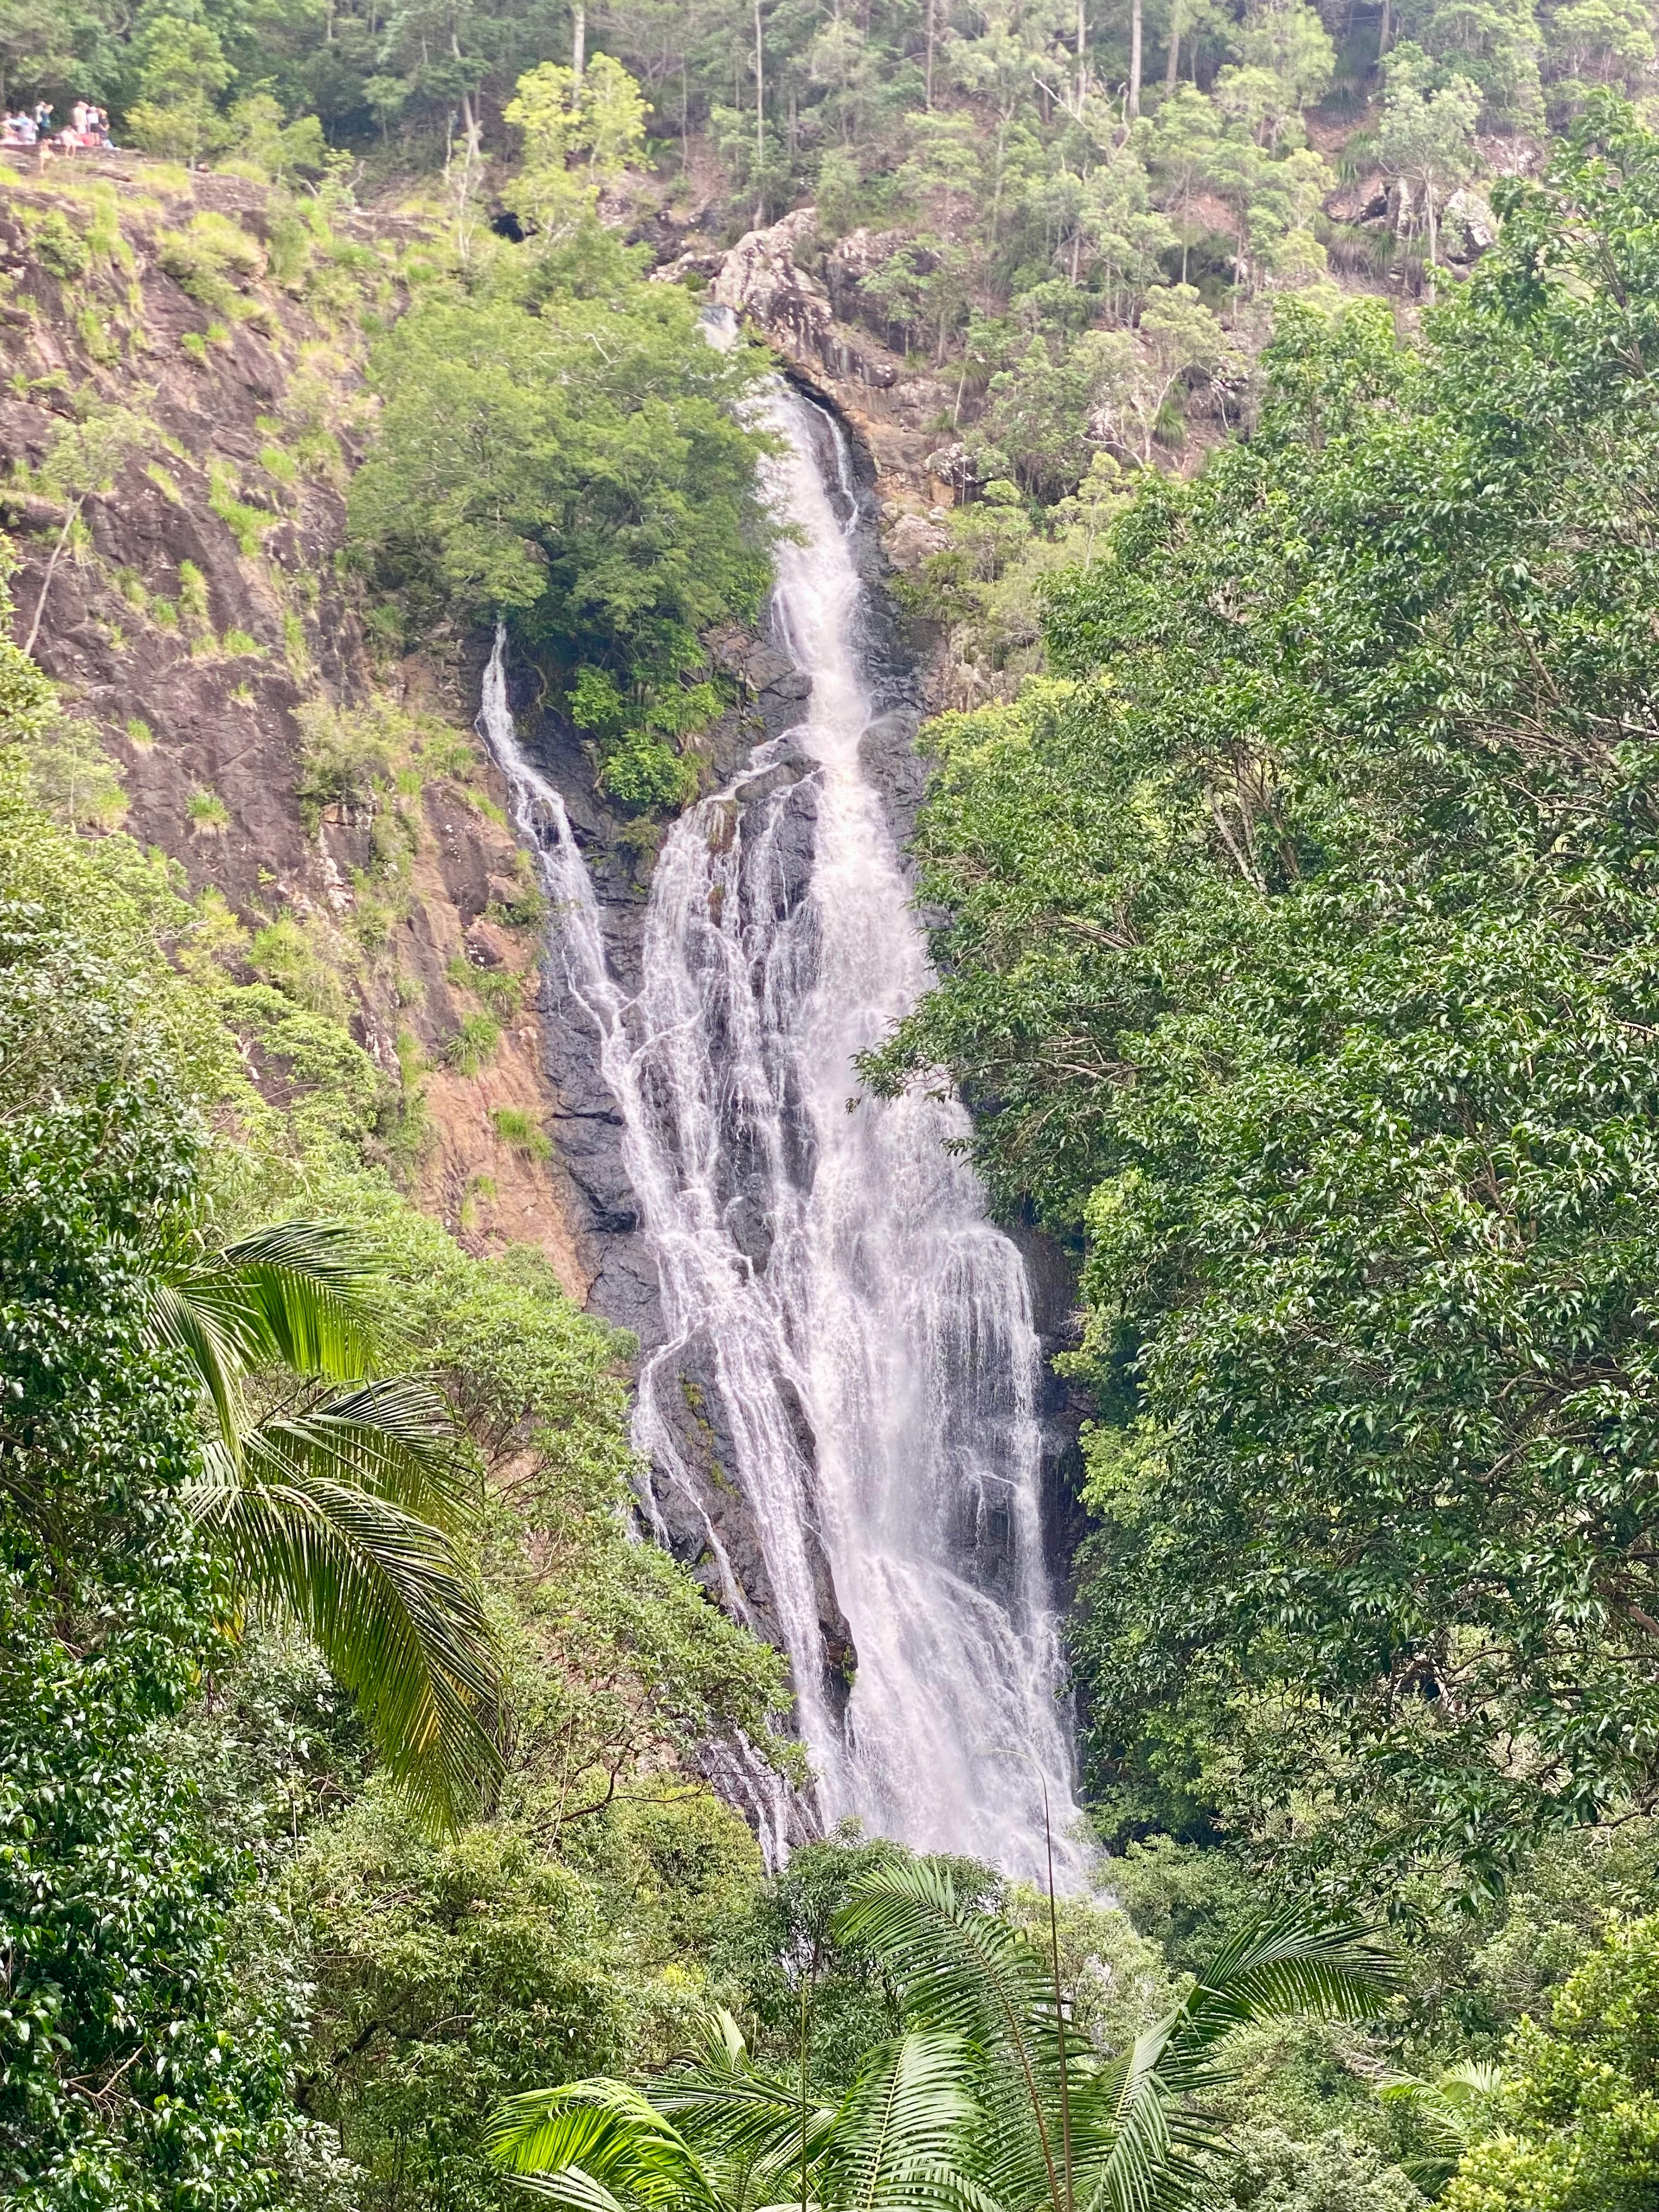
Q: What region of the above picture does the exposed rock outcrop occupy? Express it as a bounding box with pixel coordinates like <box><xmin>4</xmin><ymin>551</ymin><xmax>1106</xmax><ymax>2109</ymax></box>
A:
<box><xmin>1444</xmin><ymin>187</ymin><xmax>1499</xmax><ymax>255</ymax></box>
<box><xmin>0</xmin><ymin>159</ymin><xmax>591</xmax><ymax>1294</ymax></box>
<box><xmin>705</xmin><ymin>205</ymin><xmax>901</xmax><ymax>391</ymax></box>
<box><xmin>680</xmin><ymin>204</ymin><xmax>964</xmax><ymax>559</ymax></box>
<box><xmin>884</xmin><ymin>512</ymin><xmax>951</xmax><ymax>570</ymax></box>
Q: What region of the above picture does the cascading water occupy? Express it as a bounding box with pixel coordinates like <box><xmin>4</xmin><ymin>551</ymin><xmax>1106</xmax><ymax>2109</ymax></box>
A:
<box><xmin>476</xmin><ymin>383</ymin><xmax>1084</xmax><ymax>1886</ymax></box>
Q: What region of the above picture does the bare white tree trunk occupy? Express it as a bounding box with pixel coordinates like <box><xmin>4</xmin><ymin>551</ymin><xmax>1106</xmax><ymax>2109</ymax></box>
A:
<box><xmin>1127</xmin><ymin>0</ymin><xmax>1143</xmax><ymax>115</ymax></box>
<box><xmin>24</xmin><ymin>498</ymin><xmax>84</xmax><ymax>659</ymax></box>
<box><xmin>754</xmin><ymin>0</ymin><xmax>765</xmax><ymax>222</ymax></box>
<box><xmin>572</xmin><ymin>1</ymin><xmax>586</xmax><ymax>82</ymax></box>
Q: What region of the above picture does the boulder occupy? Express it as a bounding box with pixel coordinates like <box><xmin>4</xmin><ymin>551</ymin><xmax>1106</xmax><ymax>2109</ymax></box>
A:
<box><xmin>924</xmin><ymin>441</ymin><xmax>979</xmax><ymax>495</ymax></box>
<box><xmin>1444</xmin><ymin>186</ymin><xmax>1499</xmax><ymax>257</ymax></box>
<box><xmin>706</xmin><ymin>205</ymin><xmax>904</xmax><ymax>389</ymax></box>
<box><xmin>1324</xmin><ymin>172</ymin><xmax>1389</xmax><ymax>224</ymax></box>
<box><xmin>885</xmin><ymin>511</ymin><xmax>950</xmax><ymax>571</ymax></box>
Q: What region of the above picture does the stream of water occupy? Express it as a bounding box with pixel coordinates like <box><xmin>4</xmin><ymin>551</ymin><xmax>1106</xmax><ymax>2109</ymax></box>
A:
<box><xmin>476</xmin><ymin>385</ymin><xmax>1082</xmax><ymax>1885</ymax></box>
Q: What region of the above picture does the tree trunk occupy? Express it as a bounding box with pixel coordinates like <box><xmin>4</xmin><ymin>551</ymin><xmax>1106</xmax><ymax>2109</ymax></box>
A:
<box><xmin>572</xmin><ymin>0</ymin><xmax>586</xmax><ymax>83</ymax></box>
<box><xmin>1127</xmin><ymin>0</ymin><xmax>1143</xmax><ymax>116</ymax></box>
<box><xmin>24</xmin><ymin>498</ymin><xmax>85</xmax><ymax>660</ymax></box>
<box><xmin>926</xmin><ymin>0</ymin><xmax>936</xmax><ymax>107</ymax></box>
<box><xmin>1378</xmin><ymin>0</ymin><xmax>1391</xmax><ymax>55</ymax></box>
<box><xmin>1076</xmin><ymin>0</ymin><xmax>1087</xmax><ymax>106</ymax></box>
<box><xmin>1165</xmin><ymin>0</ymin><xmax>1181</xmax><ymax>89</ymax></box>
<box><xmin>754</xmin><ymin>0</ymin><xmax>765</xmax><ymax>223</ymax></box>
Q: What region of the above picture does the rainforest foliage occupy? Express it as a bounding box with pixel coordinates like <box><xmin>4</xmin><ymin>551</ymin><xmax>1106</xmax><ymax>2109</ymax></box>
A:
<box><xmin>10</xmin><ymin>0</ymin><xmax>1649</xmax><ymax>544</ymax></box>
<box><xmin>346</xmin><ymin>225</ymin><xmax>775</xmax><ymax>702</ymax></box>
<box><xmin>10</xmin><ymin>0</ymin><xmax>1659</xmax><ymax>2205</ymax></box>
<box><xmin>0</xmin><ymin>551</ymin><xmax>791</xmax><ymax>2207</ymax></box>
<box><xmin>880</xmin><ymin>83</ymin><xmax>1659</xmax><ymax>1923</ymax></box>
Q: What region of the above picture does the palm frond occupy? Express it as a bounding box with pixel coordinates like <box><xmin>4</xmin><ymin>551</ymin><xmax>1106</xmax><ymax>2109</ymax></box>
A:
<box><xmin>836</xmin><ymin>1861</ymin><xmax>1058</xmax><ymax>2049</ymax></box>
<box><xmin>837</xmin><ymin>1863</ymin><xmax>1066</xmax><ymax>2212</ymax></box>
<box><xmin>1378</xmin><ymin>2058</ymin><xmax>1503</xmax><ymax>2151</ymax></box>
<box><xmin>152</xmin><ymin>1221</ymin><xmax>386</xmax><ymax>1425</ymax></box>
<box><xmin>159</xmin><ymin>1220</ymin><xmax>503</xmax><ymax>1831</ymax></box>
<box><xmin>652</xmin><ymin>2062</ymin><xmax>839</xmax><ymax>2175</ymax></box>
<box><xmin>150</xmin><ymin>1220</ymin><xmax>390</xmax><ymax>1457</ymax></box>
<box><xmin>210</xmin><ymin>1218</ymin><xmax>386</xmax><ymax>1374</ymax></box>
<box><xmin>688</xmin><ymin>2007</ymin><xmax>753</xmax><ymax>2074</ymax></box>
<box><xmin>1070</xmin><ymin>2025</ymin><xmax>1194</xmax><ymax>2212</ymax></box>
<box><xmin>190</xmin><ymin>1448</ymin><xmax>503</xmax><ymax>1830</ymax></box>
<box><xmin>500</xmin><ymin>2168</ymin><xmax>630</xmax><ymax>2212</ymax></box>
<box><xmin>1166</xmin><ymin>1903</ymin><xmax>1395</xmax><ymax>2066</ymax></box>
<box><xmin>823</xmin><ymin>2032</ymin><xmax>978</xmax><ymax>2212</ymax></box>
<box><xmin>484</xmin><ymin>2080</ymin><xmax>723</xmax><ymax>2212</ymax></box>
<box><xmin>147</xmin><ymin>1277</ymin><xmax>254</xmax><ymax>1453</ymax></box>
<box><xmin>251</xmin><ymin>1378</ymin><xmax>478</xmax><ymax>1531</ymax></box>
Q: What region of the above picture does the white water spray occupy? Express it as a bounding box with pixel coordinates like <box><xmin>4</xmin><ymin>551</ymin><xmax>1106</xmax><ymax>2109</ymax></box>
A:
<box><xmin>477</xmin><ymin>385</ymin><xmax>1083</xmax><ymax>1884</ymax></box>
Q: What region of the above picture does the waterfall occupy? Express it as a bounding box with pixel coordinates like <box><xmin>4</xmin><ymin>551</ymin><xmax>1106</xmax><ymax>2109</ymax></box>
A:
<box><xmin>476</xmin><ymin>385</ymin><xmax>1084</xmax><ymax>1887</ymax></box>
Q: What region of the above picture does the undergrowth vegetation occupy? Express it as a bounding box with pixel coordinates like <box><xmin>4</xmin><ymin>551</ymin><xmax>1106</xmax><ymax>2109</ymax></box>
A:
<box><xmin>868</xmin><ymin>97</ymin><xmax>1659</xmax><ymax>2208</ymax></box>
<box><xmin>8</xmin><ymin>2</ymin><xmax>1659</xmax><ymax>2205</ymax></box>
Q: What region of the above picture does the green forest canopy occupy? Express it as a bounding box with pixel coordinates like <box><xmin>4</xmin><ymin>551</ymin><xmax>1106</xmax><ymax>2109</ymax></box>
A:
<box><xmin>0</xmin><ymin>539</ymin><xmax>789</xmax><ymax>2206</ymax></box>
<box><xmin>871</xmin><ymin>97</ymin><xmax>1659</xmax><ymax>1909</ymax></box>
<box><xmin>10</xmin><ymin>0</ymin><xmax>1659</xmax><ymax>2196</ymax></box>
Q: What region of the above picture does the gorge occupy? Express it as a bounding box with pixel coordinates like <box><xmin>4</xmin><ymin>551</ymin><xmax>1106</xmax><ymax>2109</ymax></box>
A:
<box><xmin>477</xmin><ymin>381</ymin><xmax>1082</xmax><ymax>1883</ymax></box>
<box><xmin>10</xmin><ymin>28</ymin><xmax>1659</xmax><ymax>2199</ymax></box>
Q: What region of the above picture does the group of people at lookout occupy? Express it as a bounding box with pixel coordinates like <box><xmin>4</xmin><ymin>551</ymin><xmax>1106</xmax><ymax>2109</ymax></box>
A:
<box><xmin>2</xmin><ymin>99</ymin><xmax>116</xmax><ymax>155</ymax></box>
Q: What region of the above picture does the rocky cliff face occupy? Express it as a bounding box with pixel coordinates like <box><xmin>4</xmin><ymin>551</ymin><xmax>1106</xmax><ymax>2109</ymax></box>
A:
<box><xmin>2</xmin><ymin>153</ymin><xmax>1080</xmax><ymax>1762</ymax></box>
<box><xmin>663</xmin><ymin>206</ymin><xmax>964</xmax><ymax>544</ymax></box>
<box><xmin>1</xmin><ymin>154</ymin><xmax>592</xmax><ymax>1294</ymax></box>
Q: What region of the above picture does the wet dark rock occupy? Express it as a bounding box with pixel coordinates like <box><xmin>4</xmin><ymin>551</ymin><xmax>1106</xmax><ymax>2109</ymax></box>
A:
<box><xmin>732</xmin><ymin>744</ymin><xmax>813</xmax><ymax>809</ymax></box>
<box><xmin>649</xmin><ymin>1329</ymin><xmax>785</xmax><ymax>1628</ymax></box>
<box><xmin>476</xmin><ymin>387</ymin><xmax>1097</xmax><ymax>1840</ymax></box>
<box><xmin>746</xmin><ymin>644</ymin><xmax>805</xmax><ymax>695</ymax></box>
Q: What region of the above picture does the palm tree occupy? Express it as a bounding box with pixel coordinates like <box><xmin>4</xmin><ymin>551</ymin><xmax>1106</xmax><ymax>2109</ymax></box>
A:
<box><xmin>838</xmin><ymin>1860</ymin><xmax>1393</xmax><ymax>2211</ymax></box>
<box><xmin>148</xmin><ymin>1220</ymin><xmax>504</xmax><ymax>1829</ymax></box>
<box><xmin>484</xmin><ymin>1860</ymin><xmax>1395</xmax><ymax>2211</ymax></box>
<box><xmin>1379</xmin><ymin>2058</ymin><xmax>1502</xmax><ymax>2190</ymax></box>
<box><xmin>485</xmin><ymin>2002</ymin><xmax>972</xmax><ymax>2211</ymax></box>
